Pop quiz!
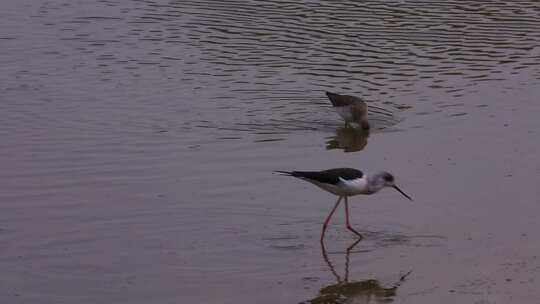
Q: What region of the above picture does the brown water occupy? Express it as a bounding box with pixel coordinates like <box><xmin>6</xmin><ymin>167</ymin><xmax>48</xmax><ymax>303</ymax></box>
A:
<box><xmin>2</xmin><ymin>1</ymin><xmax>540</xmax><ymax>303</ymax></box>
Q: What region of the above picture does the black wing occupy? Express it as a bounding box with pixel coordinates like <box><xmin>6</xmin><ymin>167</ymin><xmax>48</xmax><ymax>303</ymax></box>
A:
<box><xmin>275</xmin><ymin>168</ymin><xmax>363</xmax><ymax>185</ymax></box>
<box><xmin>325</xmin><ymin>92</ymin><xmax>363</xmax><ymax>107</ymax></box>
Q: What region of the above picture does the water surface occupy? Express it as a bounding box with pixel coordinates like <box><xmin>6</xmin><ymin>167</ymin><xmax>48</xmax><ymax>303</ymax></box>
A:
<box><xmin>2</xmin><ymin>1</ymin><xmax>540</xmax><ymax>303</ymax></box>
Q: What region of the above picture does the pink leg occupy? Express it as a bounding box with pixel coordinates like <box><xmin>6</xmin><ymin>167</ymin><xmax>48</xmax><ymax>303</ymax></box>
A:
<box><xmin>345</xmin><ymin>197</ymin><xmax>363</xmax><ymax>239</ymax></box>
<box><xmin>321</xmin><ymin>196</ymin><xmax>342</xmax><ymax>243</ymax></box>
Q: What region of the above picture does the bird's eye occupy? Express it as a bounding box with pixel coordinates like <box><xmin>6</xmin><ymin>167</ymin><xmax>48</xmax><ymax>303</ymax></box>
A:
<box><xmin>384</xmin><ymin>174</ymin><xmax>394</xmax><ymax>182</ymax></box>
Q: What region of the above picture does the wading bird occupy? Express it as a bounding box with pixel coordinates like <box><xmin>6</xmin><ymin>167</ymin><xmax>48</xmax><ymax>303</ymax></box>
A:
<box><xmin>326</xmin><ymin>92</ymin><xmax>370</xmax><ymax>130</ymax></box>
<box><xmin>275</xmin><ymin>168</ymin><xmax>412</xmax><ymax>242</ymax></box>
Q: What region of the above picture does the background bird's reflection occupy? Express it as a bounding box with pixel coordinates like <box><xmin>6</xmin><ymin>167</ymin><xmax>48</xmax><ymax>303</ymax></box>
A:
<box><xmin>304</xmin><ymin>240</ymin><xmax>411</xmax><ymax>304</ymax></box>
<box><xmin>325</xmin><ymin>103</ymin><xmax>402</xmax><ymax>152</ymax></box>
<box><xmin>326</xmin><ymin>127</ymin><xmax>370</xmax><ymax>152</ymax></box>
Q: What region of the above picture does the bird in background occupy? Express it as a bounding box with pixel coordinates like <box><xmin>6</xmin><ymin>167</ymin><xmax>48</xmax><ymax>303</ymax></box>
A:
<box><xmin>325</xmin><ymin>91</ymin><xmax>370</xmax><ymax>130</ymax></box>
<box><xmin>275</xmin><ymin>168</ymin><xmax>412</xmax><ymax>242</ymax></box>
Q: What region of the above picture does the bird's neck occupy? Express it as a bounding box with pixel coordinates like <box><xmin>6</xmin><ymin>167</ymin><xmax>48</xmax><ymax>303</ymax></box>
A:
<box><xmin>367</xmin><ymin>176</ymin><xmax>385</xmax><ymax>194</ymax></box>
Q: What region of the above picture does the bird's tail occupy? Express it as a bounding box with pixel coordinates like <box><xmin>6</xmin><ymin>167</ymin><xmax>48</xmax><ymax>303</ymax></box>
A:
<box><xmin>325</xmin><ymin>91</ymin><xmax>353</xmax><ymax>107</ymax></box>
<box><xmin>273</xmin><ymin>170</ymin><xmax>293</xmax><ymax>176</ymax></box>
<box><xmin>325</xmin><ymin>91</ymin><xmax>340</xmax><ymax>106</ymax></box>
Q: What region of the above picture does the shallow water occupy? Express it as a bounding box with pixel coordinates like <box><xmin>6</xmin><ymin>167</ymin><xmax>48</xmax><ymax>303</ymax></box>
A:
<box><xmin>2</xmin><ymin>1</ymin><xmax>540</xmax><ymax>303</ymax></box>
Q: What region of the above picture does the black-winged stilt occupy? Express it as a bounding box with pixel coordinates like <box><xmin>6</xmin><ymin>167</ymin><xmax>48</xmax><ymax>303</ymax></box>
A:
<box><xmin>275</xmin><ymin>168</ymin><xmax>412</xmax><ymax>242</ymax></box>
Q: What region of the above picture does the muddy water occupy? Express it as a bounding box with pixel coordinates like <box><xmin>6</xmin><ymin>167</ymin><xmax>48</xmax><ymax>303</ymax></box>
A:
<box><xmin>2</xmin><ymin>0</ymin><xmax>540</xmax><ymax>303</ymax></box>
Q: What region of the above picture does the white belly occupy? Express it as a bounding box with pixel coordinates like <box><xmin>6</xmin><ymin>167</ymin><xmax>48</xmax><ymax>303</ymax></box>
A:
<box><xmin>335</xmin><ymin>106</ymin><xmax>354</xmax><ymax>122</ymax></box>
<box><xmin>309</xmin><ymin>177</ymin><xmax>369</xmax><ymax>197</ymax></box>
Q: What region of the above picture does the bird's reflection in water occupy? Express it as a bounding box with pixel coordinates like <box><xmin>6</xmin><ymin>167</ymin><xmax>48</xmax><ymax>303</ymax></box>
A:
<box><xmin>326</xmin><ymin>127</ymin><xmax>370</xmax><ymax>152</ymax></box>
<box><xmin>304</xmin><ymin>240</ymin><xmax>411</xmax><ymax>304</ymax></box>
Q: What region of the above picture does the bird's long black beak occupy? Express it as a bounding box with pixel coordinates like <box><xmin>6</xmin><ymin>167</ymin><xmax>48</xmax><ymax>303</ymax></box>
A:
<box><xmin>393</xmin><ymin>185</ymin><xmax>412</xmax><ymax>201</ymax></box>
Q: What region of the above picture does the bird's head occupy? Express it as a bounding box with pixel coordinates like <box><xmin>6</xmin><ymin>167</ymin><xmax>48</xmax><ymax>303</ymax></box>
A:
<box><xmin>375</xmin><ymin>172</ymin><xmax>412</xmax><ymax>201</ymax></box>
